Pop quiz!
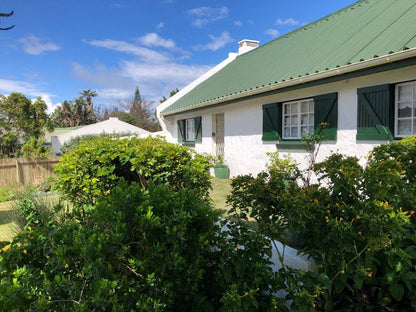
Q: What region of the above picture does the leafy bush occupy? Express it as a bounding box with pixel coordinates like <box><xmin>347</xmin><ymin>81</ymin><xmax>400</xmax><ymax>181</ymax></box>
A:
<box><xmin>19</xmin><ymin>138</ymin><xmax>52</xmax><ymax>158</ymax></box>
<box><xmin>227</xmin><ymin>153</ymin><xmax>299</xmax><ymax>241</ymax></box>
<box><xmin>59</xmin><ymin>132</ymin><xmax>134</xmax><ymax>154</ymax></box>
<box><xmin>0</xmin><ymin>181</ymin><xmax>282</xmax><ymax>311</ymax></box>
<box><xmin>54</xmin><ymin>136</ymin><xmax>212</xmax><ymax>206</ymax></box>
<box><xmin>227</xmin><ymin>139</ymin><xmax>416</xmax><ymax>310</ymax></box>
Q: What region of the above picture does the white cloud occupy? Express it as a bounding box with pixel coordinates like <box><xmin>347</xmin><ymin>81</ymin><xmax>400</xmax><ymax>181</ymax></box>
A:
<box><xmin>0</xmin><ymin>78</ymin><xmax>56</xmax><ymax>112</ymax></box>
<box><xmin>265</xmin><ymin>29</ymin><xmax>279</xmax><ymax>38</ymax></box>
<box><xmin>120</xmin><ymin>61</ymin><xmax>210</xmax><ymax>84</ymax></box>
<box><xmin>18</xmin><ymin>34</ymin><xmax>61</xmax><ymax>55</ymax></box>
<box><xmin>193</xmin><ymin>32</ymin><xmax>233</xmax><ymax>51</ymax></box>
<box><xmin>188</xmin><ymin>6</ymin><xmax>229</xmax><ymax>27</ymax></box>
<box><xmin>275</xmin><ymin>18</ymin><xmax>300</xmax><ymax>26</ymax></box>
<box><xmin>78</xmin><ymin>35</ymin><xmax>212</xmax><ymax>104</ymax></box>
<box><xmin>82</xmin><ymin>39</ymin><xmax>171</xmax><ymax>63</ymax></box>
<box><xmin>138</xmin><ymin>33</ymin><xmax>175</xmax><ymax>49</ymax></box>
<box><xmin>234</xmin><ymin>20</ymin><xmax>242</xmax><ymax>27</ymax></box>
<box><xmin>98</xmin><ymin>88</ymin><xmax>133</xmax><ymax>100</ymax></box>
<box><xmin>156</xmin><ymin>22</ymin><xmax>164</xmax><ymax>29</ymax></box>
<box><xmin>72</xmin><ymin>60</ymin><xmax>210</xmax><ymax>104</ymax></box>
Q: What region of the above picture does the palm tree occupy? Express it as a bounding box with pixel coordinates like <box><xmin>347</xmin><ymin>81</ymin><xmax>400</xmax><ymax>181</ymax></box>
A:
<box><xmin>79</xmin><ymin>89</ymin><xmax>98</xmax><ymax>114</ymax></box>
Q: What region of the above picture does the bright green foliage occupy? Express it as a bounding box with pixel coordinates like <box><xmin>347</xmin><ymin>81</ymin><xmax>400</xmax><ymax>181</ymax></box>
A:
<box><xmin>227</xmin><ymin>153</ymin><xmax>300</xmax><ymax>240</ymax></box>
<box><xmin>0</xmin><ymin>181</ymin><xmax>281</xmax><ymax>311</ymax></box>
<box><xmin>0</xmin><ymin>93</ymin><xmax>53</xmax><ymax>157</ymax></box>
<box><xmin>59</xmin><ymin>132</ymin><xmax>134</xmax><ymax>154</ymax></box>
<box><xmin>54</xmin><ymin>136</ymin><xmax>212</xmax><ymax>206</ymax></box>
<box><xmin>20</xmin><ymin>138</ymin><xmax>52</xmax><ymax>158</ymax></box>
<box><xmin>227</xmin><ymin>139</ymin><xmax>416</xmax><ymax>310</ymax></box>
<box><xmin>0</xmin><ymin>185</ymin><xmax>17</xmax><ymax>203</ymax></box>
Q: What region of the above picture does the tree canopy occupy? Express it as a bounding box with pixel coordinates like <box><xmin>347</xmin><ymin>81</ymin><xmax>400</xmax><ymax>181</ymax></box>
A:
<box><xmin>51</xmin><ymin>90</ymin><xmax>97</xmax><ymax>127</ymax></box>
<box><xmin>160</xmin><ymin>88</ymin><xmax>179</xmax><ymax>103</ymax></box>
<box><xmin>104</xmin><ymin>87</ymin><xmax>160</xmax><ymax>132</ymax></box>
<box><xmin>0</xmin><ymin>92</ymin><xmax>52</xmax><ymax>157</ymax></box>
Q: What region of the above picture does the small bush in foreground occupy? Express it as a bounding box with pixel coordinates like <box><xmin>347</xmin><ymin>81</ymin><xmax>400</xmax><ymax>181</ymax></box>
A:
<box><xmin>54</xmin><ymin>136</ymin><xmax>212</xmax><ymax>206</ymax></box>
<box><xmin>227</xmin><ymin>138</ymin><xmax>416</xmax><ymax>311</ymax></box>
<box><xmin>0</xmin><ymin>181</ymin><xmax>282</xmax><ymax>311</ymax></box>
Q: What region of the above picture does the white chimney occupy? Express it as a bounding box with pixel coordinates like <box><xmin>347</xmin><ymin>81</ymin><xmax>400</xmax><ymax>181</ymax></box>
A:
<box><xmin>238</xmin><ymin>39</ymin><xmax>259</xmax><ymax>54</ymax></box>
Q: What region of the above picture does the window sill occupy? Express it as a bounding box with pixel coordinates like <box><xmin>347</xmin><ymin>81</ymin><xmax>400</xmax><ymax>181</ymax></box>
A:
<box><xmin>276</xmin><ymin>141</ymin><xmax>306</xmax><ymax>150</ymax></box>
<box><xmin>181</xmin><ymin>141</ymin><xmax>196</xmax><ymax>147</ymax></box>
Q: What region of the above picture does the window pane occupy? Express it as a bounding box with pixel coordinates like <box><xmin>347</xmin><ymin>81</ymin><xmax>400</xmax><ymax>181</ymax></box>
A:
<box><xmin>284</xmin><ymin>127</ymin><xmax>290</xmax><ymax>137</ymax></box>
<box><xmin>309</xmin><ymin>115</ymin><xmax>314</xmax><ymax>125</ymax></box>
<box><xmin>309</xmin><ymin>101</ymin><xmax>314</xmax><ymax>112</ymax></box>
<box><xmin>284</xmin><ymin>104</ymin><xmax>290</xmax><ymax>114</ymax></box>
<box><xmin>291</xmin><ymin>103</ymin><xmax>298</xmax><ymax>114</ymax></box>
<box><xmin>301</xmin><ymin>114</ymin><xmax>308</xmax><ymax>125</ymax></box>
<box><xmin>399</xmin><ymin>85</ymin><xmax>412</xmax><ymax>101</ymax></box>
<box><xmin>291</xmin><ymin>116</ymin><xmax>298</xmax><ymax>125</ymax></box>
<box><xmin>291</xmin><ymin>127</ymin><xmax>298</xmax><ymax>138</ymax></box>
<box><xmin>398</xmin><ymin>119</ymin><xmax>411</xmax><ymax>136</ymax></box>
<box><xmin>282</xmin><ymin>98</ymin><xmax>314</xmax><ymax>139</ymax></box>
<box><xmin>284</xmin><ymin>116</ymin><xmax>290</xmax><ymax>126</ymax></box>
<box><xmin>185</xmin><ymin>119</ymin><xmax>195</xmax><ymax>141</ymax></box>
<box><xmin>398</xmin><ymin>102</ymin><xmax>412</xmax><ymax>117</ymax></box>
<box><xmin>309</xmin><ymin>126</ymin><xmax>314</xmax><ymax>134</ymax></box>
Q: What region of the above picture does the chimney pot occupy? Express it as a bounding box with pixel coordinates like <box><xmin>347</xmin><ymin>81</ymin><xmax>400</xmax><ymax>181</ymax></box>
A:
<box><xmin>238</xmin><ymin>39</ymin><xmax>259</xmax><ymax>54</ymax></box>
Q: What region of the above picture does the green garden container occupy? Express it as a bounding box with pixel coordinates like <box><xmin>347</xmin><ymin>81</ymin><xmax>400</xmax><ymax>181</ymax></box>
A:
<box><xmin>214</xmin><ymin>165</ymin><xmax>229</xmax><ymax>179</ymax></box>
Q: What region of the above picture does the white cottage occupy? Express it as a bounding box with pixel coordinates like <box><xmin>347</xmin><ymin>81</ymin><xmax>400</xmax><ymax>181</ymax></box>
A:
<box><xmin>157</xmin><ymin>0</ymin><xmax>416</xmax><ymax>177</ymax></box>
<box><xmin>51</xmin><ymin>117</ymin><xmax>149</xmax><ymax>154</ymax></box>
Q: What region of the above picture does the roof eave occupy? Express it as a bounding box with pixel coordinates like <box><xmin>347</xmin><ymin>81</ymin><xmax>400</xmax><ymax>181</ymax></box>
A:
<box><xmin>161</xmin><ymin>48</ymin><xmax>416</xmax><ymax>117</ymax></box>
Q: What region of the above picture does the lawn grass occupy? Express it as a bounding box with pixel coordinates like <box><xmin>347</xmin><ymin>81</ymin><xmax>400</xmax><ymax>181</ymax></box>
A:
<box><xmin>0</xmin><ymin>179</ymin><xmax>234</xmax><ymax>242</ymax></box>
<box><xmin>210</xmin><ymin>178</ymin><xmax>232</xmax><ymax>214</ymax></box>
<box><xmin>0</xmin><ymin>193</ymin><xmax>61</xmax><ymax>242</ymax></box>
<box><xmin>0</xmin><ymin>200</ymin><xmax>22</xmax><ymax>242</ymax></box>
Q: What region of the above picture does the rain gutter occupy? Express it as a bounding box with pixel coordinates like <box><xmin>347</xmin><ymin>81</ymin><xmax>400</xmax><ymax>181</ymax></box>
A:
<box><xmin>161</xmin><ymin>48</ymin><xmax>416</xmax><ymax>117</ymax></box>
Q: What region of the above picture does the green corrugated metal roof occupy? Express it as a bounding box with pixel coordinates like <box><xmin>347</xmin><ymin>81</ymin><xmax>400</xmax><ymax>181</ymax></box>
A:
<box><xmin>162</xmin><ymin>0</ymin><xmax>416</xmax><ymax>115</ymax></box>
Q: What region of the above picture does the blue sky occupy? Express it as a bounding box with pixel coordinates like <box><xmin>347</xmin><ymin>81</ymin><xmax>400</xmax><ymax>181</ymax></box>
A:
<box><xmin>0</xmin><ymin>0</ymin><xmax>356</xmax><ymax>112</ymax></box>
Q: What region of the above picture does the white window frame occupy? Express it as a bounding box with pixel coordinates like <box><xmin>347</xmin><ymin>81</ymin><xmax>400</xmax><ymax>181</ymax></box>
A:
<box><xmin>395</xmin><ymin>81</ymin><xmax>416</xmax><ymax>137</ymax></box>
<box><xmin>185</xmin><ymin>118</ymin><xmax>195</xmax><ymax>142</ymax></box>
<box><xmin>282</xmin><ymin>99</ymin><xmax>314</xmax><ymax>140</ymax></box>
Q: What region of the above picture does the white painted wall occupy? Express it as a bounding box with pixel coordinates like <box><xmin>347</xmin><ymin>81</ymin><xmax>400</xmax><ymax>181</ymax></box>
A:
<box><xmin>162</xmin><ymin>65</ymin><xmax>416</xmax><ymax>177</ymax></box>
<box><xmin>51</xmin><ymin>117</ymin><xmax>149</xmax><ymax>154</ymax></box>
<box><xmin>156</xmin><ymin>52</ymin><xmax>238</xmax><ymax>141</ymax></box>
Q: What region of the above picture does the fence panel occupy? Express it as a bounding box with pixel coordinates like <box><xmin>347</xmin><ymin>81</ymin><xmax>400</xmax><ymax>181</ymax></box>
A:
<box><xmin>0</xmin><ymin>157</ymin><xmax>61</xmax><ymax>187</ymax></box>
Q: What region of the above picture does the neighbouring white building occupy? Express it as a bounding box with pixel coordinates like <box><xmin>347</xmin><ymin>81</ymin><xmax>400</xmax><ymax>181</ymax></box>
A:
<box><xmin>157</xmin><ymin>0</ymin><xmax>416</xmax><ymax>177</ymax></box>
<box><xmin>50</xmin><ymin>117</ymin><xmax>149</xmax><ymax>154</ymax></box>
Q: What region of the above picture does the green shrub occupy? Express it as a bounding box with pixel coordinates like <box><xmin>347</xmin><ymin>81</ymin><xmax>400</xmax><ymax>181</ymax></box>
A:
<box><xmin>227</xmin><ymin>139</ymin><xmax>416</xmax><ymax>310</ymax></box>
<box><xmin>54</xmin><ymin>136</ymin><xmax>212</xmax><ymax>206</ymax></box>
<box><xmin>59</xmin><ymin>132</ymin><xmax>134</xmax><ymax>154</ymax></box>
<box><xmin>227</xmin><ymin>153</ymin><xmax>299</xmax><ymax>240</ymax></box>
<box><xmin>0</xmin><ymin>181</ymin><xmax>282</xmax><ymax>311</ymax></box>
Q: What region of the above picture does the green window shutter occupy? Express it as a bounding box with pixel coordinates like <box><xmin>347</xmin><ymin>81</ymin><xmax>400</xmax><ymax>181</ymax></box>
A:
<box><xmin>314</xmin><ymin>92</ymin><xmax>338</xmax><ymax>141</ymax></box>
<box><xmin>194</xmin><ymin>116</ymin><xmax>202</xmax><ymax>143</ymax></box>
<box><xmin>177</xmin><ymin>119</ymin><xmax>185</xmax><ymax>142</ymax></box>
<box><xmin>262</xmin><ymin>103</ymin><xmax>282</xmax><ymax>141</ymax></box>
<box><xmin>356</xmin><ymin>84</ymin><xmax>394</xmax><ymax>141</ymax></box>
